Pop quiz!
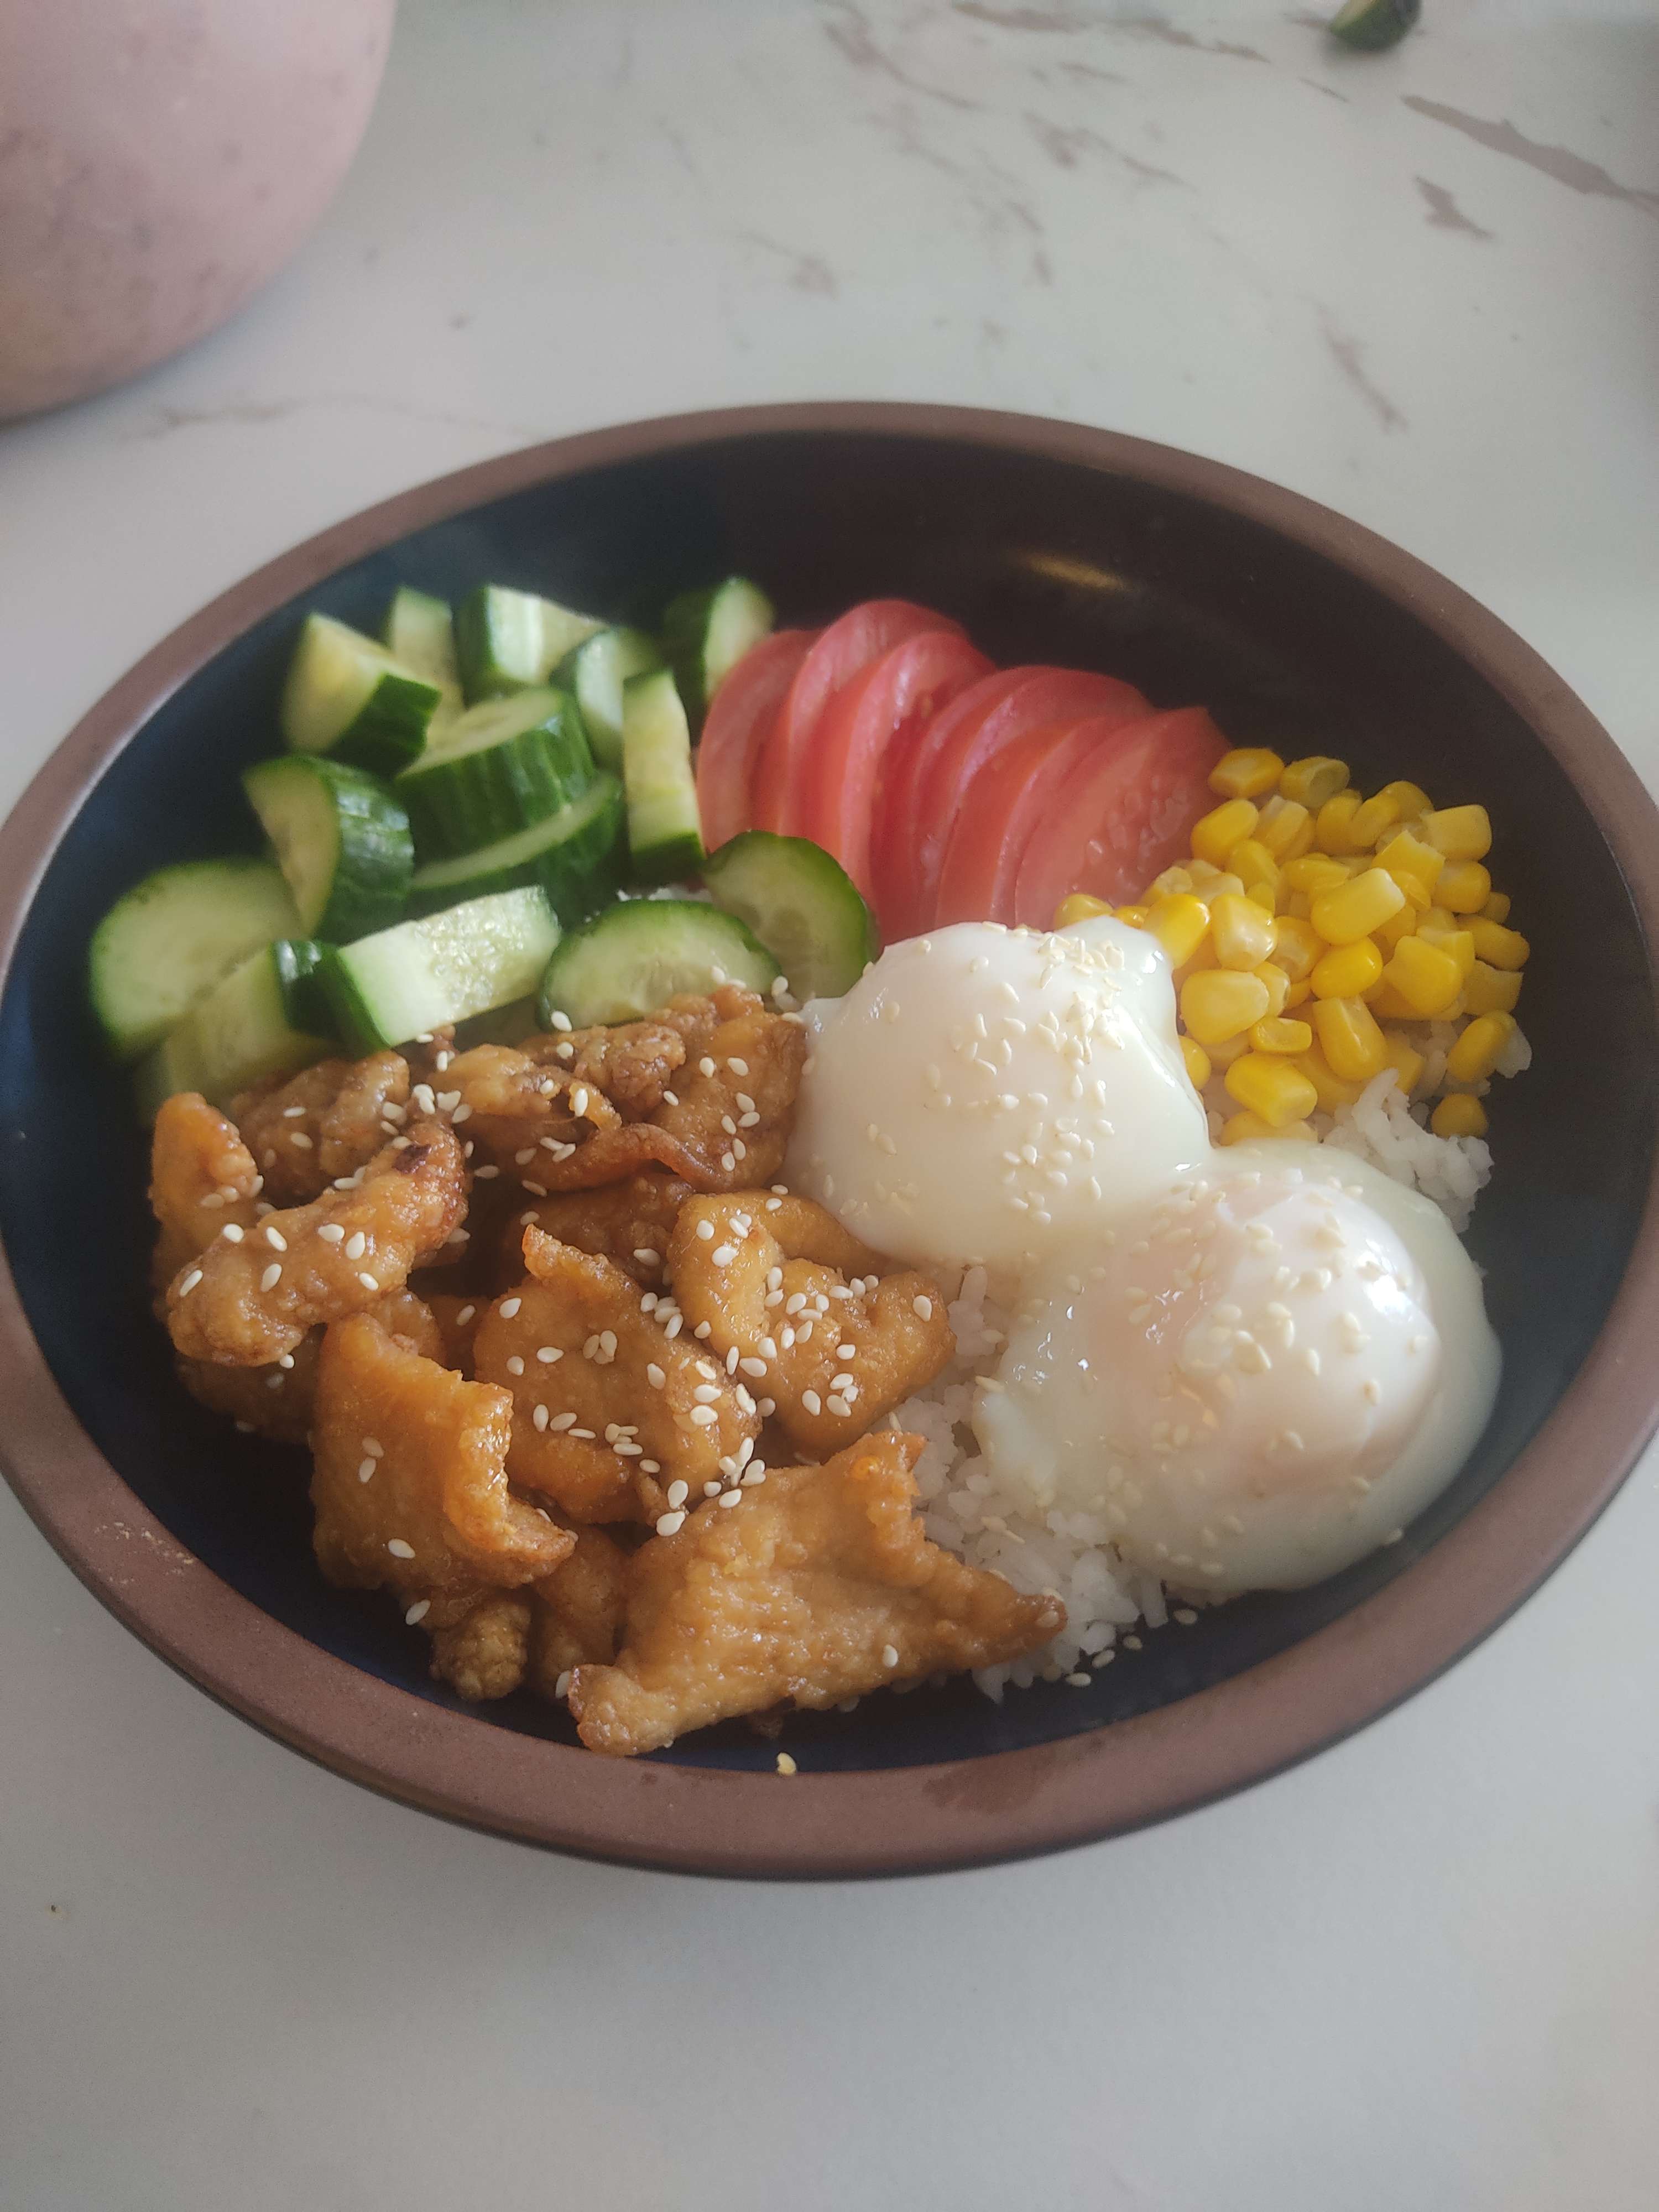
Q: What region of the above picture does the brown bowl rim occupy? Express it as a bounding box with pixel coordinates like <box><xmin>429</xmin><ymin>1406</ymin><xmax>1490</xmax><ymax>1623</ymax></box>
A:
<box><xmin>3</xmin><ymin>400</ymin><xmax>1657</xmax><ymax>1880</ymax></box>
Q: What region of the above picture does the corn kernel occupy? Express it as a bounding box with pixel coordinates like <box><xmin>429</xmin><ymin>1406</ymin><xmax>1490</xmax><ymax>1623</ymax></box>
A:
<box><xmin>1206</xmin><ymin>1028</ymin><xmax>1253</xmax><ymax>1068</ymax></box>
<box><xmin>1147</xmin><ymin>864</ymin><xmax>1196</xmax><ymax>900</ymax></box>
<box><xmin>1373</xmin><ymin>828</ymin><xmax>1444</xmax><ymax>900</ymax></box>
<box><xmin>1366</xmin><ymin>983</ymin><xmax>1417</xmax><ymax>1023</ymax></box>
<box><xmin>1180</xmin><ymin>1035</ymin><xmax>1212</xmax><ymax>1090</ymax></box>
<box><xmin>1209</xmin><ymin>893</ymin><xmax>1275</xmax><ymax>971</ymax></box>
<box><xmin>1252</xmin><ymin>1016</ymin><xmax>1313</xmax><ymax>1055</ymax></box>
<box><xmin>1220</xmin><ymin>1110</ymin><xmax>1316</xmax><ymax>1145</ymax></box>
<box><xmin>1254</xmin><ymin>795</ymin><xmax>1315</xmax><ymax>863</ymax></box>
<box><xmin>1284</xmin><ymin>891</ymin><xmax>1312</xmax><ymax>920</ymax></box>
<box><xmin>1176</xmin><ymin>937</ymin><xmax>1220</xmax><ymax>980</ymax></box>
<box><xmin>1271</xmin><ymin>916</ymin><xmax>1322</xmax><ymax>983</ymax></box>
<box><xmin>1481</xmin><ymin>891</ymin><xmax>1511</xmax><ymax>925</ymax></box>
<box><xmin>1463</xmin><ymin>960</ymin><xmax>1522</xmax><ymax>1016</ymax></box>
<box><xmin>1191</xmin><ymin>797</ymin><xmax>1260</xmax><ymax>868</ymax></box>
<box><xmin>1380</xmin><ymin>1029</ymin><xmax>1425</xmax><ymax>1098</ymax></box>
<box><xmin>1117</xmin><ymin>904</ymin><xmax>1150</xmax><ymax>928</ymax></box>
<box><xmin>1225</xmin><ymin>1052</ymin><xmax>1320</xmax><ymax>1128</ymax></box>
<box><xmin>1192</xmin><ymin>872</ymin><xmax>1245</xmax><ymax>906</ymax></box>
<box><xmin>1437</xmin><ymin>860</ymin><xmax>1491</xmax><ymax>914</ymax></box>
<box><xmin>1314</xmin><ymin>790</ymin><xmax>1364</xmax><ymax>854</ymax></box>
<box><xmin>1053</xmin><ymin>891</ymin><xmax>1111</xmax><ymax>928</ymax></box>
<box><xmin>1378</xmin><ymin>779</ymin><xmax>1432</xmax><ymax>822</ymax></box>
<box><xmin>1446</xmin><ymin>1011</ymin><xmax>1515</xmax><ymax>1083</ymax></box>
<box><xmin>1209</xmin><ymin>747</ymin><xmax>1285</xmax><ymax>800</ymax></box>
<box><xmin>1348</xmin><ymin>792</ymin><xmax>1401</xmax><ymax>847</ymax></box>
<box><xmin>1280</xmin><ymin>755</ymin><xmax>1349</xmax><ymax>810</ymax></box>
<box><xmin>1310</xmin><ymin>937</ymin><xmax>1384</xmax><ymax>999</ymax></box>
<box><xmin>1185</xmin><ymin>858</ymin><xmax>1223</xmax><ymax>883</ymax></box>
<box><xmin>1420</xmin><ymin>904</ymin><xmax>1456</xmax><ymax>933</ymax></box>
<box><xmin>1431</xmin><ymin>1093</ymin><xmax>1489</xmax><ymax>1139</ymax></box>
<box><xmin>1416</xmin><ymin>923</ymin><xmax>1475</xmax><ymax>980</ymax></box>
<box><xmin>1371</xmin><ymin>902</ymin><xmax>1420</xmax><ymax>952</ymax></box>
<box><xmin>1420</xmin><ymin>804</ymin><xmax>1491</xmax><ymax>861</ymax></box>
<box><xmin>1284</xmin><ymin>854</ymin><xmax>1355</xmax><ymax>898</ymax></box>
<box><xmin>1180</xmin><ymin>967</ymin><xmax>1272</xmax><ymax>1045</ymax></box>
<box><xmin>1253</xmin><ymin>961</ymin><xmax>1291</xmax><ymax>1018</ymax></box>
<box><xmin>1468</xmin><ymin>919</ymin><xmax>1529</xmax><ymax>971</ymax></box>
<box><xmin>1293</xmin><ymin>1047</ymin><xmax>1364</xmax><ymax>1112</ymax></box>
<box><xmin>1146</xmin><ymin>893</ymin><xmax>1212</xmax><ymax>967</ymax></box>
<box><xmin>1310</xmin><ymin>866</ymin><xmax>1407</xmax><ymax>945</ymax></box>
<box><xmin>1228</xmin><ymin>838</ymin><xmax>1281</xmax><ymax>912</ymax></box>
<box><xmin>1379</xmin><ymin>935</ymin><xmax>1463</xmax><ymax>1016</ymax></box>
<box><xmin>1284</xmin><ymin>977</ymin><xmax>1313</xmax><ymax>1009</ymax></box>
<box><xmin>1310</xmin><ymin>995</ymin><xmax>1388</xmax><ymax>1083</ymax></box>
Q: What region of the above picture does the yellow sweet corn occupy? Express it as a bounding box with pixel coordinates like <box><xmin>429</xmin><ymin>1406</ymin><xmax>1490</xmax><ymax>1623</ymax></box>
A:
<box><xmin>1146</xmin><ymin>863</ymin><xmax>1196</xmax><ymax>900</ymax></box>
<box><xmin>1371</xmin><ymin>901</ymin><xmax>1420</xmax><ymax>953</ymax></box>
<box><xmin>1209</xmin><ymin>893</ymin><xmax>1276</xmax><ymax>970</ymax></box>
<box><xmin>1378</xmin><ymin>779</ymin><xmax>1432</xmax><ymax>822</ymax></box>
<box><xmin>1209</xmin><ymin>747</ymin><xmax>1285</xmax><ymax>800</ymax></box>
<box><xmin>1380</xmin><ymin>1029</ymin><xmax>1425</xmax><ymax>1098</ymax></box>
<box><xmin>1373</xmin><ymin>828</ymin><xmax>1444</xmax><ymax>902</ymax></box>
<box><xmin>1310</xmin><ymin>866</ymin><xmax>1407</xmax><ymax>945</ymax></box>
<box><xmin>1176</xmin><ymin>937</ymin><xmax>1220</xmax><ymax>980</ymax></box>
<box><xmin>1253</xmin><ymin>961</ymin><xmax>1291</xmax><ymax>1018</ymax></box>
<box><xmin>1437</xmin><ymin>860</ymin><xmax>1492</xmax><ymax>914</ymax></box>
<box><xmin>1310</xmin><ymin>937</ymin><xmax>1384</xmax><ymax>999</ymax></box>
<box><xmin>1310</xmin><ymin>995</ymin><xmax>1388</xmax><ymax>1083</ymax></box>
<box><xmin>1146</xmin><ymin>892</ymin><xmax>1212</xmax><ymax>967</ymax></box>
<box><xmin>1468</xmin><ymin>919</ymin><xmax>1529</xmax><ymax>971</ymax></box>
<box><xmin>1314</xmin><ymin>790</ymin><xmax>1364</xmax><ymax>854</ymax></box>
<box><xmin>1348</xmin><ymin>792</ymin><xmax>1401</xmax><ymax>847</ymax></box>
<box><xmin>1206</xmin><ymin>1029</ymin><xmax>1253</xmax><ymax>1069</ymax></box>
<box><xmin>1379</xmin><ymin>935</ymin><xmax>1463</xmax><ymax>1016</ymax></box>
<box><xmin>1416</xmin><ymin>922</ymin><xmax>1475</xmax><ymax>980</ymax></box>
<box><xmin>1254</xmin><ymin>795</ymin><xmax>1315</xmax><ymax>863</ymax></box>
<box><xmin>1180</xmin><ymin>968</ymin><xmax>1272</xmax><ymax>1044</ymax></box>
<box><xmin>1463</xmin><ymin>960</ymin><xmax>1522</xmax><ymax>1016</ymax></box>
<box><xmin>1446</xmin><ymin>1011</ymin><xmax>1515</xmax><ymax>1083</ymax></box>
<box><xmin>1219</xmin><ymin>1110</ymin><xmax>1276</xmax><ymax>1146</ymax></box>
<box><xmin>1117</xmin><ymin>904</ymin><xmax>1151</xmax><ymax>928</ymax></box>
<box><xmin>1228</xmin><ymin>838</ymin><xmax>1281</xmax><ymax>912</ymax></box>
<box><xmin>1191</xmin><ymin>799</ymin><xmax>1260</xmax><ymax>869</ymax></box>
<box><xmin>1284</xmin><ymin>977</ymin><xmax>1313</xmax><ymax>1009</ymax></box>
<box><xmin>1481</xmin><ymin>891</ymin><xmax>1511</xmax><ymax>924</ymax></box>
<box><xmin>1180</xmin><ymin>1035</ymin><xmax>1212</xmax><ymax>1090</ymax></box>
<box><xmin>1284</xmin><ymin>853</ymin><xmax>1356</xmax><ymax>898</ymax></box>
<box><xmin>1225</xmin><ymin>1052</ymin><xmax>1320</xmax><ymax>1128</ymax></box>
<box><xmin>1271</xmin><ymin>915</ymin><xmax>1323</xmax><ymax>983</ymax></box>
<box><xmin>1294</xmin><ymin>1046</ymin><xmax>1365</xmax><ymax>1112</ymax></box>
<box><xmin>1366</xmin><ymin>981</ymin><xmax>1418</xmax><ymax>1023</ymax></box>
<box><xmin>1251</xmin><ymin>1016</ymin><xmax>1313</xmax><ymax>1055</ymax></box>
<box><xmin>1053</xmin><ymin>891</ymin><xmax>1112</xmax><ymax>928</ymax></box>
<box><xmin>1420</xmin><ymin>804</ymin><xmax>1492</xmax><ymax>861</ymax></box>
<box><xmin>1185</xmin><ymin>858</ymin><xmax>1223</xmax><ymax>883</ymax></box>
<box><xmin>1280</xmin><ymin>755</ymin><xmax>1349</xmax><ymax>810</ymax></box>
<box><xmin>1431</xmin><ymin>1093</ymin><xmax>1489</xmax><ymax>1139</ymax></box>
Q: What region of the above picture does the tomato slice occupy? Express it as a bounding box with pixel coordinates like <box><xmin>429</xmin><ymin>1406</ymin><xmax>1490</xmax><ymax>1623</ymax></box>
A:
<box><xmin>749</xmin><ymin>599</ymin><xmax>960</xmax><ymax>836</ymax></box>
<box><xmin>886</xmin><ymin>668</ymin><xmax>1150</xmax><ymax>938</ymax></box>
<box><xmin>1013</xmin><ymin>706</ymin><xmax>1230</xmax><ymax>927</ymax></box>
<box><xmin>694</xmin><ymin>628</ymin><xmax>818</xmax><ymax>852</ymax></box>
<box><xmin>932</xmin><ymin>713</ymin><xmax>1131</xmax><ymax>927</ymax></box>
<box><xmin>796</xmin><ymin>629</ymin><xmax>993</xmax><ymax>901</ymax></box>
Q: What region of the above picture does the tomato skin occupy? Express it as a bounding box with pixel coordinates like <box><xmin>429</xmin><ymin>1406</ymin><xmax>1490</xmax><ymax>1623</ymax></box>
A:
<box><xmin>885</xmin><ymin>669</ymin><xmax>1150</xmax><ymax>938</ymax></box>
<box><xmin>932</xmin><ymin>714</ymin><xmax>1130</xmax><ymax>927</ymax></box>
<box><xmin>797</xmin><ymin>630</ymin><xmax>993</xmax><ymax>901</ymax></box>
<box><xmin>695</xmin><ymin>629</ymin><xmax>818</xmax><ymax>851</ymax></box>
<box><xmin>1013</xmin><ymin>706</ymin><xmax>1230</xmax><ymax>927</ymax></box>
<box><xmin>749</xmin><ymin>599</ymin><xmax>959</xmax><ymax>836</ymax></box>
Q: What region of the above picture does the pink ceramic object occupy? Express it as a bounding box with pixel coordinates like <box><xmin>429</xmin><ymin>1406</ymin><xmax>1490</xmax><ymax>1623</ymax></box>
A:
<box><xmin>0</xmin><ymin>0</ymin><xmax>396</xmax><ymax>422</ymax></box>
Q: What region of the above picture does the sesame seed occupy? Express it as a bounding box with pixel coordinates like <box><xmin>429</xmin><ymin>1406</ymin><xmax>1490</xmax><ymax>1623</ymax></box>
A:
<box><xmin>220</xmin><ymin>1223</ymin><xmax>244</xmax><ymax>1243</ymax></box>
<box><xmin>358</xmin><ymin>1272</ymin><xmax>379</xmax><ymax>1292</ymax></box>
<box><xmin>655</xmin><ymin>1510</ymin><xmax>686</xmax><ymax>1536</ymax></box>
<box><xmin>405</xmin><ymin>1599</ymin><xmax>431</xmax><ymax>1625</ymax></box>
<box><xmin>718</xmin><ymin>1489</ymin><xmax>743</xmax><ymax>1508</ymax></box>
<box><xmin>536</xmin><ymin>1345</ymin><xmax>562</xmax><ymax>1364</ymax></box>
<box><xmin>506</xmin><ymin>1355</ymin><xmax>524</xmax><ymax>1375</ymax></box>
<box><xmin>692</xmin><ymin>1383</ymin><xmax>721</xmax><ymax>1403</ymax></box>
<box><xmin>259</xmin><ymin>1263</ymin><xmax>283</xmax><ymax>1292</ymax></box>
<box><xmin>688</xmin><ymin>1405</ymin><xmax>718</xmax><ymax>1426</ymax></box>
<box><xmin>802</xmin><ymin>1389</ymin><xmax>822</xmax><ymax>1416</ymax></box>
<box><xmin>387</xmin><ymin>1539</ymin><xmax>415</xmax><ymax>1560</ymax></box>
<box><xmin>912</xmin><ymin>1295</ymin><xmax>933</xmax><ymax>1321</ymax></box>
<box><xmin>498</xmin><ymin>1296</ymin><xmax>521</xmax><ymax>1318</ymax></box>
<box><xmin>633</xmin><ymin>1247</ymin><xmax>661</xmax><ymax>1266</ymax></box>
<box><xmin>693</xmin><ymin>1321</ymin><xmax>711</xmax><ymax>1339</ymax></box>
<box><xmin>661</xmin><ymin>1089</ymin><xmax>678</xmax><ymax>1106</ymax></box>
<box><xmin>696</xmin><ymin>1219</ymin><xmax>714</xmax><ymax>1241</ymax></box>
<box><xmin>523</xmin><ymin>1181</ymin><xmax>547</xmax><ymax>1197</ymax></box>
<box><xmin>827</xmin><ymin>1395</ymin><xmax>851</xmax><ymax>1417</ymax></box>
<box><xmin>775</xmin><ymin>1752</ymin><xmax>797</xmax><ymax>1776</ymax></box>
<box><xmin>178</xmin><ymin>1268</ymin><xmax>204</xmax><ymax>1296</ymax></box>
<box><xmin>698</xmin><ymin>1057</ymin><xmax>716</xmax><ymax>1077</ymax></box>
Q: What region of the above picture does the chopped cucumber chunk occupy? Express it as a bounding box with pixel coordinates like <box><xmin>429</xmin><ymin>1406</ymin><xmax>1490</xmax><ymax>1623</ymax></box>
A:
<box><xmin>408</xmin><ymin>773</ymin><xmax>626</xmax><ymax>926</ymax></box>
<box><xmin>701</xmin><ymin>832</ymin><xmax>878</xmax><ymax>1002</ymax></box>
<box><xmin>394</xmin><ymin>686</ymin><xmax>594</xmax><ymax>859</ymax></box>
<box><xmin>622</xmin><ymin>668</ymin><xmax>704</xmax><ymax>885</ymax></box>
<box><xmin>382</xmin><ymin>587</ymin><xmax>462</xmax><ymax>733</ymax></box>
<box><xmin>322</xmin><ymin>887</ymin><xmax>561</xmax><ymax>1053</ymax></box>
<box><xmin>88</xmin><ymin>857</ymin><xmax>301</xmax><ymax>1063</ymax></box>
<box><xmin>1328</xmin><ymin>0</ymin><xmax>1420</xmax><ymax>48</ymax></box>
<box><xmin>554</xmin><ymin>625</ymin><xmax>661</xmax><ymax>771</ymax></box>
<box><xmin>455</xmin><ymin>584</ymin><xmax>605</xmax><ymax>702</ymax></box>
<box><xmin>536</xmin><ymin>899</ymin><xmax>780</xmax><ymax>1029</ymax></box>
<box><xmin>243</xmin><ymin>755</ymin><xmax>413</xmax><ymax>942</ymax></box>
<box><xmin>280</xmin><ymin>612</ymin><xmax>444</xmax><ymax>775</ymax></box>
<box><xmin>134</xmin><ymin>943</ymin><xmax>331</xmax><ymax>1118</ymax></box>
<box><xmin>662</xmin><ymin>577</ymin><xmax>774</xmax><ymax>728</ymax></box>
<box><xmin>272</xmin><ymin>938</ymin><xmax>337</xmax><ymax>1039</ymax></box>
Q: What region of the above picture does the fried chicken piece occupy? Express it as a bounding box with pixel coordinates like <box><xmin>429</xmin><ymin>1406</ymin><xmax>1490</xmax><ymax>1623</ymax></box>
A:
<box><xmin>644</xmin><ymin>986</ymin><xmax>806</xmax><ymax>1191</ymax></box>
<box><xmin>175</xmin><ymin>1290</ymin><xmax>443</xmax><ymax>1444</ymax></box>
<box><xmin>149</xmin><ymin>1092</ymin><xmax>263</xmax><ymax>1294</ymax></box>
<box><xmin>426</xmin><ymin>1291</ymin><xmax>485</xmax><ymax>1377</ymax></box>
<box><xmin>165</xmin><ymin>1122</ymin><xmax>468</xmax><ymax>1367</ymax></box>
<box><xmin>502</xmin><ymin>1173</ymin><xmax>694</xmax><ymax>1290</ymax></box>
<box><xmin>472</xmin><ymin>1228</ymin><xmax>759</xmax><ymax>1525</ymax></box>
<box><xmin>429</xmin><ymin>1591</ymin><xmax>533</xmax><ymax>1701</ymax></box>
<box><xmin>568</xmin><ymin>1431</ymin><xmax>1066</xmax><ymax>1755</ymax></box>
<box><xmin>235</xmin><ymin>1055</ymin><xmax>412</xmax><ymax>1204</ymax></box>
<box><xmin>311</xmin><ymin>1313</ymin><xmax>571</xmax><ymax>1603</ymax></box>
<box><xmin>529</xmin><ymin>1528</ymin><xmax>629</xmax><ymax>1694</ymax></box>
<box><xmin>667</xmin><ymin>1192</ymin><xmax>953</xmax><ymax>1459</ymax></box>
<box><xmin>442</xmin><ymin>1042</ymin><xmax>625</xmax><ymax>1180</ymax></box>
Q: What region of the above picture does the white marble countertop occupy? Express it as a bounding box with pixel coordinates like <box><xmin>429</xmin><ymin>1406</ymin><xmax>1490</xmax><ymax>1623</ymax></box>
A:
<box><xmin>3</xmin><ymin>3</ymin><xmax>1657</xmax><ymax>2205</ymax></box>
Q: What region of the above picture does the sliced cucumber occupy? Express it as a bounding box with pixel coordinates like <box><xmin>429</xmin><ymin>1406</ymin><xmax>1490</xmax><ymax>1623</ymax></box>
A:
<box><xmin>553</xmin><ymin>625</ymin><xmax>661</xmax><ymax>771</ymax></box>
<box><xmin>279</xmin><ymin>613</ymin><xmax>444</xmax><ymax>775</ymax></box>
<box><xmin>454</xmin><ymin>584</ymin><xmax>605</xmax><ymax>703</ymax></box>
<box><xmin>243</xmin><ymin>755</ymin><xmax>413</xmax><ymax>942</ymax></box>
<box><xmin>622</xmin><ymin>669</ymin><xmax>704</xmax><ymax>885</ymax></box>
<box><xmin>408</xmin><ymin>773</ymin><xmax>626</xmax><ymax>927</ymax></box>
<box><xmin>272</xmin><ymin>938</ymin><xmax>337</xmax><ymax>1039</ymax></box>
<box><xmin>1328</xmin><ymin>0</ymin><xmax>1419</xmax><ymax>48</ymax></box>
<box><xmin>382</xmin><ymin>588</ymin><xmax>460</xmax><ymax>696</ymax></box>
<box><xmin>662</xmin><ymin>577</ymin><xmax>774</xmax><ymax>729</ymax></box>
<box><xmin>88</xmin><ymin>857</ymin><xmax>301</xmax><ymax>1063</ymax></box>
<box><xmin>536</xmin><ymin>899</ymin><xmax>780</xmax><ymax>1029</ymax></box>
<box><xmin>322</xmin><ymin>888</ymin><xmax>561</xmax><ymax>1053</ymax></box>
<box><xmin>395</xmin><ymin>686</ymin><xmax>595</xmax><ymax>859</ymax></box>
<box><xmin>134</xmin><ymin>944</ymin><xmax>332</xmax><ymax>1119</ymax></box>
<box><xmin>701</xmin><ymin>832</ymin><xmax>878</xmax><ymax>1002</ymax></box>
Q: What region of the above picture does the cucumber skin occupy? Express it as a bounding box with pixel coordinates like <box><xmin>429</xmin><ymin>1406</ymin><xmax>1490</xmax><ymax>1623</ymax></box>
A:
<box><xmin>700</xmin><ymin>830</ymin><xmax>879</xmax><ymax>1001</ymax></box>
<box><xmin>243</xmin><ymin>756</ymin><xmax>414</xmax><ymax>943</ymax></box>
<box><xmin>88</xmin><ymin>856</ymin><xmax>300</xmax><ymax>1063</ymax></box>
<box><xmin>622</xmin><ymin>669</ymin><xmax>705</xmax><ymax>886</ymax></box>
<box><xmin>395</xmin><ymin>691</ymin><xmax>596</xmax><ymax>860</ymax></box>
<box><xmin>662</xmin><ymin>578</ymin><xmax>774</xmax><ymax>729</ymax></box>
<box><xmin>272</xmin><ymin>938</ymin><xmax>338</xmax><ymax>1038</ymax></box>
<box><xmin>407</xmin><ymin>778</ymin><xmax>628</xmax><ymax>928</ymax></box>
<box><xmin>535</xmin><ymin>899</ymin><xmax>780</xmax><ymax>1029</ymax></box>
<box><xmin>328</xmin><ymin>670</ymin><xmax>444</xmax><ymax>777</ymax></box>
<box><xmin>135</xmin><ymin>946</ymin><xmax>331</xmax><ymax>1117</ymax></box>
<box><xmin>555</xmin><ymin>627</ymin><xmax>662</xmax><ymax>771</ymax></box>
<box><xmin>321</xmin><ymin>890</ymin><xmax>560</xmax><ymax>1054</ymax></box>
<box><xmin>453</xmin><ymin>586</ymin><xmax>603</xmax><ymax>704</ymax></box>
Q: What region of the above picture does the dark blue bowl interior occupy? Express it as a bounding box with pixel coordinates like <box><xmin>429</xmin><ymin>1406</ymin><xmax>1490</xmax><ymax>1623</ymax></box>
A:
<box><xmin>1</xmin><ymin>427</ymin><xmax>1650</xmax><ymax>1773</ymax></box>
